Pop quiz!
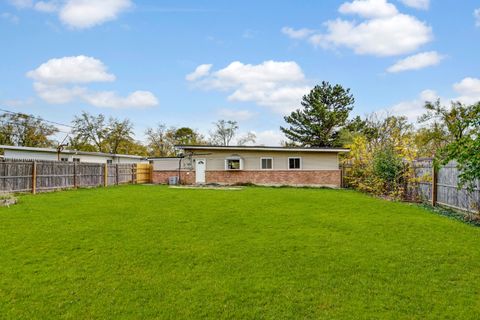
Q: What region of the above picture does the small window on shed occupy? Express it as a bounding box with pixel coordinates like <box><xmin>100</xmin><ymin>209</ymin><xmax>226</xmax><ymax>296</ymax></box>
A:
<box><xmin>60</xmin><ymin>157</ymin><xmax>69</xmax><ymax>162</ymax></box>
<box><xmin>73</xmin><ymin>158</ymin><xmax>81</xmax><ymax>162</ymax></box>
<box><xmin>288</xmin><ymin>157</ymin><xmax>301</xmax><ymax>170</ymax></box>
<box><xmin>106</xmin><ymin>159</ymin><xmax>113</xmax><ymax>164</ymax></box>
<box><xmin>261</xmin><ymin>157</ymin><xmax>273</xmax><ymax>170</ymax></box>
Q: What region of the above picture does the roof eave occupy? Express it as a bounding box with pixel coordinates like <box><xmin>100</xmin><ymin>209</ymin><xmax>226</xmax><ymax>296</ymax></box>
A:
<box><xmin>175</xmin><ymin>145</ymin><xmax>350</xmax><ymax>153</ymax></box>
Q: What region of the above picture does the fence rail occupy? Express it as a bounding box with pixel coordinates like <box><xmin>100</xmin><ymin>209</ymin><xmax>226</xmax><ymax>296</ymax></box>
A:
<box><xmin>0</xmin><ymin>159</ymin><xmax>150</xmax><ymax>194</ymax></box>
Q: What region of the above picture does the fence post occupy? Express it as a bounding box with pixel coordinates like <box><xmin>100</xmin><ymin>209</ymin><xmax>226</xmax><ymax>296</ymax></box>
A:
<box><xmin>132</xmin><ymin>164</ymin><xmax>136</xmax><ymax>184</ymax></box>
<box><xmin>32</xmin><ymin>161</ymin><xmax>37</xmax><ymax>194</ymax></box>
<box><xmin>116</xmin><ymin>164</ymin><xmax>119</xmax><ymax>185</ymax></box>
<box><xmin>340</xmin><ymin>164</ymin><xmax>344</xmax><ymax>188</ymax></box>
<box><xmin>150</xmin><ymin>164</ymin><xmax>153</xmax><ymax>184</ymax></box>
<box><xmin>432</xmin><ymin>164</ymin><xmax>437</xmax><ymax>206</ymax></box>
<box><xmin>104</xmin><ymin>163</ymin><xmax>108</xmax><ymax>187</ymax></box>
<box><xmin>73</xmin><ymin>162</ymin><xmax>77</xmax><ymax>189</ymax></box>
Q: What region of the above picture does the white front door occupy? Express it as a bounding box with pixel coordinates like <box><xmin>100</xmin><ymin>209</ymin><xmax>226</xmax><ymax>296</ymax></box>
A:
<box><xmin>195</xmin><ymin>159</ymin><xmax>206</xmax><ymax>184</ymax></box>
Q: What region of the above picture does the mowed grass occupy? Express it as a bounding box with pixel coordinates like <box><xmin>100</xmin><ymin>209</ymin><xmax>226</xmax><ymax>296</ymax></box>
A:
<box><xmin>1</xmin><ymin>186</ymin><xmax>480</xmax><ymax>319</ymax></box>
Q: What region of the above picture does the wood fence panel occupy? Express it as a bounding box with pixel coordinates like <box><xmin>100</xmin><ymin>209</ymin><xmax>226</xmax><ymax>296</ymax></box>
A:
<box><xmin>118</xmin><ymin>164</ymin><xmax>134</xmax><ymax>184</ymax></box>
<box><xmin>136</xmin><ymin>163</ymin><xmax>151</xmax><ymax>184</ymax></box>
<box><xmin>0</xmin><ymin>159</ymin><xmax>141</xmax><ymax>194</ymax></box>
<box><xmin>107</xmin><ymin>164</ymin><xmax>117</xmax><ymax>186</ymax></box>
<box><xmin>36</xmin><ymin>161</ymin><xmax>74</xmax><ymax>191</ymax></box>
<box><xmin>412</xmin><ymin>160</ymin><xmax>479</xmax><ymax>213</ymax></box>
<box><xmin>0</xmin><ymin>161</ymin><xmax>33</xmax><ymax>193</ymax></box>
<box><xmin>77</xmin><ymin>163</ymin><xmax>104</xmax><ymax>187</ymax></box>
<box><xmin>412</xmin><ymin>159</ymin><xmax>433</xmax><ymax>203</ymax></box>
<box><xmin>436</xmin><ymin>162</ymin><xmax>480</xmax><ymax>212</ymax></box>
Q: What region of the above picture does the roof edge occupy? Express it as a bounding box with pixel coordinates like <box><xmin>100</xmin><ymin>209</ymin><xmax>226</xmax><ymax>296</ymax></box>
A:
<box><xmin>0</xmin><ymin>145</ymin><xmax>145</xmax><ymax>159</ymax></box>
<box><xmin>175</xmin><ymin>145</ymin><xmax>349</xmax><ymax>152</ymax></box>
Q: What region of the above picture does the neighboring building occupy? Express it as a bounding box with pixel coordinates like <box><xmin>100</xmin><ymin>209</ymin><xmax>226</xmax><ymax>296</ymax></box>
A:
<box><xmin>0</xmin><ymin>145</ymin><xmax>146</xmax><ymax>164</ymax></box>
<box><xmin>150</xmin><ymin>145</ymin><xmax>349</xmax><ymax>187</ymax></box>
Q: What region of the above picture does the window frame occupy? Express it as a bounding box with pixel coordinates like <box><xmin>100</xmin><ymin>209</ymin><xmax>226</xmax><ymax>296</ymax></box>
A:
<box><xmin>260</xmin><ymin>157</ymin><xmax>273</xmax><ymax>170</ymax></box>
<box><xmin>72</xmin><ymin>158</ymin><xmax>81</xmax><ymax>163</ymax></box>
<box><xmin>288</xmin><ymin>157</ymin><xmax>302</xmax><ymax>170</ymax></box>
<box><xmin>106</xmin><ymin>159</ymin><xmax>113</xmax><ymax>164</ymax></box>
<box><xmin>60</xmin><ymin>157</ymin><xmax>69</xmax><ymax>162</ymax></box>
<box><xmin>224</xmin><ymin>157</ymin><xmax>243</xmax><ymax>171</ymax></box>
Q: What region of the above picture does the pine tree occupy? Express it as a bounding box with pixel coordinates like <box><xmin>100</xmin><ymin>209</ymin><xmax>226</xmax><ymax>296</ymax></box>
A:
<box><xmin>280</xmin><ymin>82</ymin><xmax>354</xmax><ymax>147</ymax></box>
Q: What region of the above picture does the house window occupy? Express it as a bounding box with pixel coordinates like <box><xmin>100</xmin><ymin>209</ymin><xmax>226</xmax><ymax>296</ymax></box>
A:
<box><xmin>225</xmin><ymin>157</ymin><xmax>242</xmax><ymax>170</ymax></box>
<box><xmin>73</xmin><ymin>158</ymin><xmax>81</xmax><ymax>162</ymax></box>
<box><xmin>60</xmin><ymin>157</ymin><xmax>69</xmax><ymax>162</ymax></box>
<box><xmin>261</xmin><ymin>157</ymin><xmax>273</xmax><ymax>170</ymax></box>
<box><xmin>106</xmin><ymin>159</ymin><xmax>113</xmax><ymax>164</ymax></box>
<box><xmin>288</xmin><ymin>157</ymin><xmax>301</xmax><ymax>170</ymax></box>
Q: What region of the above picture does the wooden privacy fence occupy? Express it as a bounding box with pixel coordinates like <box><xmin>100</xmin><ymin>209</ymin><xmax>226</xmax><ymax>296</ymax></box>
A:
<box><xmin>135</xmin><ymin>163</ymin><xmax>152</xmax><ymax>184</ymax></box>
<box><xmin>412</xmin><ymin>159</ymin><xmax>480</xmax><ymax>213</ymax></box>
<box><xmin>0</xmin><ymin>160</ymin><xmax>153</xmax><ymax>194</ymax></box>
<box><xmin>341</xmin><ymin>159</ymin><xmax>479</xmax><ymax>213</ymax></box>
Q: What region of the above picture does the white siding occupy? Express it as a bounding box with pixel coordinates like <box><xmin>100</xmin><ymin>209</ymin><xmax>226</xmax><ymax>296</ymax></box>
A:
<box><xmin>4</xmin><ymin>150</ymin><xmax>59</xmax><ymax>161</ymax></box>
<box><xmin>3</xmin><ymin>149</ymin><xmax>143</xmax><ymax>164</ymax></box>
<box><xmin>152</xmin><ymin>158</ymin><xmax>182</xmax><ymax>171</ymax></box>
<box><xmin>182</xmin><ymin>150</ymin><xmax>339</xmax><ymax>171</ymax></box>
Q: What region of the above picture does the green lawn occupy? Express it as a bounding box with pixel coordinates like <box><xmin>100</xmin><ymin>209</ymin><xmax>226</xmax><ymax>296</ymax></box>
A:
<box><xmin>1</xmin><ymin>185</ymin><xmax>480</xmax><ymax>319</ymax></box>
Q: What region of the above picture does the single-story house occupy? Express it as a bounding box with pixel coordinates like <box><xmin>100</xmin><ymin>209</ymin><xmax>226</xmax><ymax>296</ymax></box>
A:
<box><xmin>151</xmin><ymin>145</ymin><xmax>349</xmax><ymax>187</ymax></box>
<box><xmin>0</xmin><ymin>145</ymin><xmax>146</xmax><ymax>164</ymax></box>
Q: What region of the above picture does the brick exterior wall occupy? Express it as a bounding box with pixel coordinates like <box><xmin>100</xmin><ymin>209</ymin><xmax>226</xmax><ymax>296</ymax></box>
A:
<box><xmin>152</xmin><ymin>171</ymin><xmax>195</xmax><ymax>185</ymax></box>
<box><xmin>206</xmin><ymin>170</ymin><xmax>341</xmax><ymax>187</ymax></box>
<box><xmin>153</xmin><ymin>170</ymin><xmax>341</xmax><ymax>187</ymax></box>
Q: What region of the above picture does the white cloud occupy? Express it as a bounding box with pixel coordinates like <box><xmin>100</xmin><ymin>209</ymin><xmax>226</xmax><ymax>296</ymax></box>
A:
<box><xmin>59</xmin><ymin>0</ymin><xmax>132</xmax><ymax>29</ymax></box>
<box><xmin>2</xmin><ymin>97</ymin><xmax>34</xmax><ymax>107</ymax></box>
<box><xmin>217</xmin><ymin>108</ymin><xmax>256</xmax><ymax>121</ymax></box>
<box><xmin>285</xmin><ymin>0</ymin><xmax>432</xmax><ymax>57</ymax></box>
<box><xmin>384</xmin><ymin>89</ymin><xmax>439</xmax><ymax>122</ymax></box>
<box><xmin>7</xmin><ymin>0</ymin><xmax>131</xmax><ymax>29</ymax></box>
<box><xmin>8</xmin><ymin>0</ymin><xmax>33</xmax><ymax>8</ymax></box>
<box><xmin>185</xmin><ymin>64</ymin><xmax>212</xmax><ymax>81</ymax></box>
<box><xmin>281</xmin><ymin>27</ymin><xmax>315</xmax><ymax>39</ymax></box>
<box><xmin>453</xmin><ymin>77</ymin><xmax>480</xmax><ymax>104</ymax></box>
<box><xmin>475</xmin><ymin>8</ymin><xmax>480</xmax><ymax>27</ymax></box>
<box><xmin>188</xmin><ymin>61</ymin><xmax>310</xmax><ymax>114</ymax></box>
<box><xmin>27</xmin><ymin>55</ymin><xmax>158</xmax><ymax>109</ymax></box>
<box><xmin>382</xmin><ymin>77</ymin><xmax>480</xmax><ymax>124</ymax></box>
<box><xmin>399</xmin><ymin>0</ymin><xmax>429</xmax><ymax>10</ymax></box>
<box><xmin>251</xmin><ymin>130</ymin><xmax>285</xmax><ymax>146</ymax></box>
<box><xmin>339</xmin><ymin>0</ymin><xmax>397</xmax><ymax>18</ymax></box>
<box><xmin>1</xmin><ymin>12</ymin><xmax>20</xmax><ymax>24</ymax></box>
<box><xmin>27</xmin><ymin>55</ymin><xmax>115</xmax><ymax>84</ymax></box>
<box><xmin>33</xmin><ymin>82</ymin><xmax>86</xmax><ymax>104</ymax></box>
<box><xmin>34</xmin><ymin>1</ymin><xmax>59</xmax><ymax>13</ymax></box>
<box><xmin>82</xmin><ymin>90</ymin><xmax>158</xmax><ymax>109</ymax></box>
<box><xmin>310</xmin><ymin>14</ymin><xmax>432</xmax><ymax>56</ymax></box>
<box><xmin>387</xmin><ymin>51</ymin><xmax>444</xmax><ymax>73</ymax></box>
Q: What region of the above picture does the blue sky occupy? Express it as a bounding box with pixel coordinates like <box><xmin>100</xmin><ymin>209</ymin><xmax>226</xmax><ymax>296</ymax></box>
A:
<box><xmin>1</xmin><ymin>0</ymin><xmax>479</xmax><ymax>145</ymax></box>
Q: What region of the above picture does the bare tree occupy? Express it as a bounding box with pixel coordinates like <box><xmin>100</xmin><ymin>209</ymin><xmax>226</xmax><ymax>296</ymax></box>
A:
<box><xmin>237</xmin><ymin>132</ymin><xmax>256</xmax><ymax>146</ymax></box>
<box><xmin>209</xmin><ymin>120</ymin><xmax>239</xmax><ymax>146</ymax></box>
<box><xmin>145</xmin><ymin>124</ymin><xmax>175</xmax><ymax>157</ymax></box>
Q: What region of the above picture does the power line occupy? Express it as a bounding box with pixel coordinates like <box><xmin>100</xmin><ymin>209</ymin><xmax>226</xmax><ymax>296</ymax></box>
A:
<box><xmin>0</xmin><ymin>107</ymin><xmax>74</xmax><ymax>129</ymax></box>
<box><xmin>0</xmin><ymin>119</ymin><xmax>72</xmax><ymax>134</ymax></box>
